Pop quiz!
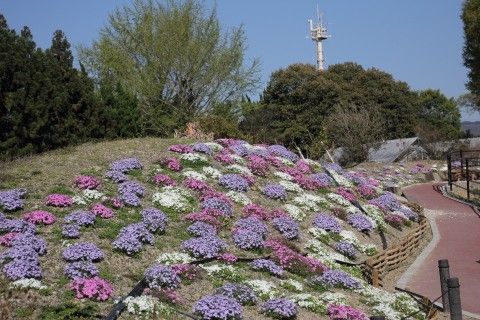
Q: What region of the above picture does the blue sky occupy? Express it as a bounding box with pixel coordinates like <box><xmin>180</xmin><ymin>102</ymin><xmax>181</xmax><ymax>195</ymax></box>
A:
<box><xmin>2</xmin><ymin>0</ymin><xmax>479</xmax><ymax>120</ymax></box>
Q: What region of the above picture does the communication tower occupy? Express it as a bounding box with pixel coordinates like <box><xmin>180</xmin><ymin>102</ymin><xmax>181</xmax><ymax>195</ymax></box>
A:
<box><xmin>308</xmin><ymin>7</ymin><xmax>331</xmax><ymax>71</ymax></box>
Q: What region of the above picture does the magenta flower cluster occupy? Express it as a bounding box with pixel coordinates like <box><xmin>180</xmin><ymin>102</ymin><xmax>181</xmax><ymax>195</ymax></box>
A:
<box><xmin>336</xmin><ymin>187</ymin><xmax>356</xmax><ymax>202</ymax></box>
<box><xmin>73</xmin><ymin>175</ymin><xmax>100</xmax><ymax>190</ymax></box>
<box><xmin>168</xmin><ymin>144</ymin><xmax>193</xmax><ymax>154</ymax></box>
<box><xmin>265</xmin><ymin>239</ymin><xmax>326</xmax><ymax>274</ymax></box>
<box><xmin>214</xmin><ymin>149</ymin><xmax>235</xmax><ymax>165</ymax></box>
<box><xmin>327</xmin><ymin>304</ymin><xmax>368</xmax><ymax>320</ymax></box>
<box><xmin>295</xmin><ymin>160</ymin><xmax>311</xmax><ymax>174</ymax></box>
<box><xmin>90</xmin><ymin>204</ymin><xmax>114</xmax><ymax>219</ymax></box>
<box><xmin>247</xmin><ymin>155</ymin><xmax>270</xmax><ymax>176</ymax></box>
<box><xmin>356</xmin><ymin>184</ymin><xmax>377</xmax><ymax>200</ymax></box>
<box><xmin>46</xmin><ymin>194</ymin><xmax>72</xmax><ymax>207</ymax></box>
<box><xmin>23</xmin><ymin>210</ymin><xmax>56</xmax><ymax>225</ymax></box>
<box><xmin>385</xmin><ymin>213</ymin><xmax>405</xmax><ymax>229</ymax></box>
<box><xmin>69</xmin><ymin>277</ymin><xmax>113</xmax><ymax>301</ymax></box>
<box><xmin>153</xmin><ymin>174</ymin><xmax>177</xmax><ymax>187</ymax></box>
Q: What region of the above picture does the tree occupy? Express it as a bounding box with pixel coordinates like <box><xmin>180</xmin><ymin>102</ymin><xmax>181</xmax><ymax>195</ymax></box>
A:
<box><xmin>0</xmin><ymin>15</ymin><xmax>106</xmax><ymax>159</ymax></box>
<box><xmin>415</xmin><ymin>89</ymin><xmax>461</xmax><ymax>140</ymax></box>
<box><xmin>79</xmin><ymin>0</ymin><xmax>259</xmax><ymax>136</ymax></box>
<box><xmin>325</xmin><ymin>105</ymin><xmax>385</xmax><ymax>166</ymax></box>
<box><xmin>100</xmin><ymin>82</ymin><xmax>142</xmax><ymax>139</ymax></box>
<box><xmin>462</xmin><ymin>0</ymin><xmax>480</xmax><ymax>108</ymax></box>
<box><xmin>242</xmin><ymin>62</ymin><xmax>419</xmax><ymax>157</ymax></box>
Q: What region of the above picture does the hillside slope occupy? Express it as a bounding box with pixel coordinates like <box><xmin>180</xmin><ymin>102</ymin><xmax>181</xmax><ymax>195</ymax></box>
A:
<box><xmin>0</xmin><ymin>138</ymin><xmax>428</xmax><ymax>319</ymax></box>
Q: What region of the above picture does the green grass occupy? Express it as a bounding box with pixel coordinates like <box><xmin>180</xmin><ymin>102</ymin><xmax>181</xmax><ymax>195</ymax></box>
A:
<box><xmin>48</xmin><ymin>185</ymin><xmax>75</xmax><ymax>195</ymax></box>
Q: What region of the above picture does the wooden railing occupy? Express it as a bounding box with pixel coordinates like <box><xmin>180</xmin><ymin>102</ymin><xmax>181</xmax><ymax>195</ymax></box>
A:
<box><xmin>362</xmin><ymin>217</ymin><xmax>429</xmax><ymax>287</ymax></box>
<box><xmin>362</xmin><ymin>216</ymin><xmax>438</xmax><ymax>318</ymax></box>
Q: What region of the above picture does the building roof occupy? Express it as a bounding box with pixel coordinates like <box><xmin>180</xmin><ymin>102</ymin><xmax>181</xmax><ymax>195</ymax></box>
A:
<box><xmin>329</xmin><ymin>137</ymin><xmax>421</xmax><ymax>163</ymax></box>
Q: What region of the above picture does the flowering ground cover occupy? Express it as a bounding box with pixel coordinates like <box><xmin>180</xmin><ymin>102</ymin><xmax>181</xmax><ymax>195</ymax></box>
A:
<box><xmin>0</xmin><ymin>138</ymin><xmax>428</xmax><ymax>319</ymax></box>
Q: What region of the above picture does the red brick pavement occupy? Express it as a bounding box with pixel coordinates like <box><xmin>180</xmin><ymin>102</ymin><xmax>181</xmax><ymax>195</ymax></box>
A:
<box><xmin>402</xmin><ymin>183</ymin><xmax>480</xmax><ymax>315</ymax></box>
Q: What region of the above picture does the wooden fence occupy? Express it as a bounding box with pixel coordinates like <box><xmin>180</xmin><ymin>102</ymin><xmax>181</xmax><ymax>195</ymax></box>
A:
<box><xmin>362</xmin><ymin>216</ymin><xmax>429</xmax><ymax>287</ymax></box>
<box><xmin>362</xmin><ymin>216</ymin><xmax>438</xmax><ymax>318</ymax></box>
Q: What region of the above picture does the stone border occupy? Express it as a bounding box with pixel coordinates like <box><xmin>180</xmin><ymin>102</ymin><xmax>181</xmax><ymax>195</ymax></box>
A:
<box><xmin>396</xmin><ymin>212</ymin><xmax>440</xmax><ymax>289</ymax></box>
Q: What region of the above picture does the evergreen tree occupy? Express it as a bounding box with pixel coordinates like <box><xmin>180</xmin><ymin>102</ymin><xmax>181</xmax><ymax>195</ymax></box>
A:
<box><xmin>462</xmin><ymin>0</ymin><xmax>480</xmax><ymax>108</ymax></box>
<box><xmin>0</xmin><ymin>16</ymin><xmax>106</xmax><ymax>159</ymax></box>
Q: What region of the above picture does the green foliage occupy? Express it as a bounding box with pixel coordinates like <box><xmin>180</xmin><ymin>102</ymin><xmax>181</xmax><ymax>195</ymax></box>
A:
<box><xmin>415</xmin><ymin>89</ymin><xmax>461</xmax><ymax>140</ymax></box>
<box><xmin>79</xmin><ymin>0</ymin><xmax>259</xmax><ymax>136</ymax></box>
<box><xmin>100</xmin><ymin>83</ymin><xmax>142</xmax><ymax>139</ymax></box>
<box><xmin>325</xmin><ymin>104</ymin><xmax>386</xmax><ymax>166</ymax></box>
<box><xmin>242</xmin><ymin>62</ymin><xmax>459</xmax><ymax>160</ymax></box>
<box><xmin>197</xmin><ymin>114</ymin><xmax>244</xmax><ymax>139</ymax></box>
<box><xmin>39</xmin><ymin>303</ymin><xmax>99</xmax><ymax>320</ymax></box>
<box><xmin>0</xmin><ymin>16</ymin><xmax>106</xmax><ymax>159</ymax></box>
<box><xmin>462</xmin><ymin>0</ymin><xmax>480</xmax><ymax>108</ymax></box>
<box><xmin>241</xmin><ymin>63</ymin><xmax>419</xmax><ymax>158</ymax></box>
<box><xmin>48</xmin><ymin>185</ymin><xmax>75</xmax><ymax>196</ymax></box>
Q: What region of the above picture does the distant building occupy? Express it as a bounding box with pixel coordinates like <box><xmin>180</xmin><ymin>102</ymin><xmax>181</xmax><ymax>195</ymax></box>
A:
<box><xmin>328</xmin><ymin>137</ymin><xmax>480</xmax><ymax>163</ymax></box>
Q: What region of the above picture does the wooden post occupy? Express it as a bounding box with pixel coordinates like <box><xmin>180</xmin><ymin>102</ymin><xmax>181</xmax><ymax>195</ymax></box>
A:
<box><xmin>447</xmin><ymin>277</ymin><xmax>463</xmax><ymax>320</ymax></box>
<box><xmin>466</xmin><ymin>159</ymin><xmax>470</xmax><ymax>200</ymax></box>
<box><xmin>447</xmin><ymin>154</ymin><xmax>452</xmax><ymax>191</ymax></box>
<box><xmin>372</xmin><ymin>267</ymin><xmax>380</xmax><ymax>287</ymax></box>
<box><xmin>438</xmin><ymin>259</ymin><xmax>450</xmax><ymax>312</ymax></box>
<box><xmin>460</xmin><ymin>150</ymin><xmax>464</xmax><ymax>177</ymax></box>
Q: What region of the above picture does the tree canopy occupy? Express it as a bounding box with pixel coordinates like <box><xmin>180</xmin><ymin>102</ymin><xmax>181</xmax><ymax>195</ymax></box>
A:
<box><xmin>79</xmin><ymin>0</ymin><xmax>259</xmax><ymax>136</ymax></box>
<box><xmin>0</xmin><ymin>16</ymin><xmax>105</xmax><ymax>159</ymax></box>
<box><xmin>462</xmin><ymin>0</ymin><xmax>480</xmax><ymax>108</ymax></box>
<box><xmin>241</xmin><ymin>62</ymin><xmax>461</xmax><ymax>160</ymax></box>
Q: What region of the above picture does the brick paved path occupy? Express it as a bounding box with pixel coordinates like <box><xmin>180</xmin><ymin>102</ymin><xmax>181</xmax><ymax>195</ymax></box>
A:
<box><xmin>399</xmin><ymin>183</ymin><xmax>480</xmax><ymax>316</ymax></box>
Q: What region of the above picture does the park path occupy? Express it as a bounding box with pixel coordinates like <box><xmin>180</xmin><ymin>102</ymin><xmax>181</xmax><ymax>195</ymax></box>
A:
<box><xmin>398</xmin><ymin>183</ymin><xmax>480</xmax><ymax>317</ymax></box>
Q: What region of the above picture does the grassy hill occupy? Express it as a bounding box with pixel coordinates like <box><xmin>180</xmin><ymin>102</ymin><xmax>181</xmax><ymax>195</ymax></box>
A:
<box><xmin>0</xmin><ymin>138</ymin><xmax>429</xmax><ymax>319</ymax></box>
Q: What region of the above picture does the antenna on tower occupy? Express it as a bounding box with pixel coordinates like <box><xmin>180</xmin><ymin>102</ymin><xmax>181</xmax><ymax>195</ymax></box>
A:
<box><xmin>308</xmin><ymin>5</ymin><xmax>331</xmax><ymax>71</ymax></box>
